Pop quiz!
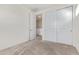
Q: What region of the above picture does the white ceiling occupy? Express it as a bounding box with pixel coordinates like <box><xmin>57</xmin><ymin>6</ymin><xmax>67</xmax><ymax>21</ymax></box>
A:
<box><xmin>24</xmin><ymin>4</ymin><xmax>73</xmax><ymax>12</ymax></box>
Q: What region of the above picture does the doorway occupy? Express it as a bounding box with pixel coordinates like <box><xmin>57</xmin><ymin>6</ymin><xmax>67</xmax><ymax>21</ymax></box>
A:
<box><xmin>36</xmin><ymin>15</ymin><xmax>42</xmax><ymax>40</ymax></box>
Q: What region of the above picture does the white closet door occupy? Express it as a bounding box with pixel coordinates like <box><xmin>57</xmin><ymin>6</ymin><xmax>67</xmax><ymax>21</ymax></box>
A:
<box><xmin>56</xmin><ymin>7</ymin><xmax>73</xmax><ymax>45</ymax></box>
<box><xmin>43</xmin><ymin>11</ymin><xmax>56</xmax><ymax>42</ymax></box>
<box><xmin>29</xmin><ymin>12</ymin><xmax>36</xmax><ymax>40</ymax></box>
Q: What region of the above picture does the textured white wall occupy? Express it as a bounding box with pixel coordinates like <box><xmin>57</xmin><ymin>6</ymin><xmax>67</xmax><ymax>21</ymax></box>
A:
<box><xmin>0</xmin><ymin>5</ymin><xmax>31</xmax><ymax>50</ymax></box>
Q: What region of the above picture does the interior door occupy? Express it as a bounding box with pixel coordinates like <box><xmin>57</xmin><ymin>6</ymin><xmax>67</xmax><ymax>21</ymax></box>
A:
<box><xmin>43</xmin><ymin>11</ymin><xmax>56</xmax><ymax>42</ymax></box>
<box><xmin>29</xmin><ymin>12</ymin><xmax>36</xmax><ymax>40</ymax></box>
<box><xmin>56</xmin><ymin>7</ymin><xmax>73</xmax><ymax>45</ymax></box>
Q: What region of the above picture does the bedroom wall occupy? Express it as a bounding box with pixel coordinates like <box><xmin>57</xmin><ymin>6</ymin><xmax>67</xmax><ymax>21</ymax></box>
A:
<box><xmin>0</xmin><ymin>5</ymin><xmax>32</xmax><ymax>50</ymax></box>
<box><xmin>73</xmin><ymin>14</ymin><xmax>79</xmax><ymax>52</ymax></box>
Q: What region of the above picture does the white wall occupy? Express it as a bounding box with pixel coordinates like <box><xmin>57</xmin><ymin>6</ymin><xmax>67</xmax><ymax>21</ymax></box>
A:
<box><xmin>73</xmin><ymin>14</ymin><xmax>79</xmax><ymax>52</ymax></box>
<box><xmin>0</xmin><ymin>5</ymin><xmax>31</xmax><ymax>50</ymax></box>
<box><xmin>71</xmin><ymin>5</ymin><xmax>79</xmax><ymax>52</ymax></box>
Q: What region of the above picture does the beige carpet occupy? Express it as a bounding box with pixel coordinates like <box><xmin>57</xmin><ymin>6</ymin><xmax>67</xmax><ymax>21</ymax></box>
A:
<box><xmin>0</xmin><ymin>40</ymin><xmax>78</xmax><ymax>55</ymax></box>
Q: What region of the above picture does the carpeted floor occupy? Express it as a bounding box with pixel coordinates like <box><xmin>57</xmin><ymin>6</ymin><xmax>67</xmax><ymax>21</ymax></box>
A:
<box><xmin>0</xmin><ymin>39</ymin><xmax>78</xmax><ymax>55</ymax></box>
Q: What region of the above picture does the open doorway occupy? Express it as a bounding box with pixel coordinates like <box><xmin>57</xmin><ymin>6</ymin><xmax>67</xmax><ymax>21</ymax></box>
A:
<box><xmin>36</xmin><ymin>15</ymin><xmax>42</xmax><ymax>40</ymax></box>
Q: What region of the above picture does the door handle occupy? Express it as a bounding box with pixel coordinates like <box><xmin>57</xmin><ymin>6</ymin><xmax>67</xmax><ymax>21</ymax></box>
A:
<box><xmin>70</xmin><ymin>30</ymin><xmax>72</xmax><ymax>32</ymax></box>
<box><xmin>30</xmin><ymin>29</ymin><xmax>32</xmax><ymax>31</ymax></box>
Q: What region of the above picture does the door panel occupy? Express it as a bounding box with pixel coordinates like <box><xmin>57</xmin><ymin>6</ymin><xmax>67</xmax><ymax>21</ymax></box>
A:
<box><xmin>56</xmin><ymin>7</ymin><xmax>73</xmax><ymax>45</ymax></box>
<box><xmin>44</xmin><ymin>11</ymin><xmax>56</xmax><ymax>42</ymax></box>
<box><xmin>30</xmin><ymin>12</ymin><xmax>36</xmax><ymax>40</ymax></box>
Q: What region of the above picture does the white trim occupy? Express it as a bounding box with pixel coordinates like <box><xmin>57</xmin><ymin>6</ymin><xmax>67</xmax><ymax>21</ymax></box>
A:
<box><xmin>35</xmin><ymin>5</ymin><xmax>73</xmax><ymax>15</ymax></box>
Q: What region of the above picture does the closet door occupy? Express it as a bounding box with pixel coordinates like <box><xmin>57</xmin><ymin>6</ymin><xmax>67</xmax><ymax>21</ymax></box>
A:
<box><xmin>56</xmin><ymin>7</ymin><xmax>73</xmax><ymax>45</ymax></box>
<box><xmin>43</xmin><ymin>11</ymin><xmax>56</xmax><ymax>42</ymax></box>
